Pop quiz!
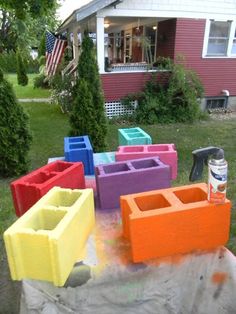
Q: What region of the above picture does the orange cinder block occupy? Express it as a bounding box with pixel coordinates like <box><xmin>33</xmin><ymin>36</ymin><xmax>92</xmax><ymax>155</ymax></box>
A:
<box><xmin>120</xmin><ymin>183</ymin><xmax>231</xmax><ymax>262</ymax></box>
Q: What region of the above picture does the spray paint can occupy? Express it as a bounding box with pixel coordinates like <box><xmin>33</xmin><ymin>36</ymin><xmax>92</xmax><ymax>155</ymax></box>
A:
<box><xmin>208</xmin><ymin>149</ymin><xmax>227</xmax><ymax>204</ymax></box>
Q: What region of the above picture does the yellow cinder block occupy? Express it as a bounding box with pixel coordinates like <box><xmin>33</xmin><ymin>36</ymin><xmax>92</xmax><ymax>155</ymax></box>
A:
<box><xmin>4</xmin><ymin>187</ymin><xmax>95</xmax><ymax>286</ymax></box>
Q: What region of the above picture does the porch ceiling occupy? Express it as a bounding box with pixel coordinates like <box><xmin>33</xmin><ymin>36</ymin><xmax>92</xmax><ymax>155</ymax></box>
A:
<box><xmin>81</xmin><ymin>16</ymin><xmax>169</xmax><ymax>33</ymax></box>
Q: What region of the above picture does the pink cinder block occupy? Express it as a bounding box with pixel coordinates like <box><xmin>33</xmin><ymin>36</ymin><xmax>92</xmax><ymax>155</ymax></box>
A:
<box><xmin>11</xmin><ymin>161</ymin><xmax>85</xmax><ymax>217</ymax></box>
<box><xmin>115</xmin><ymin>144</ymin><xmax>177</xmax><ymax>180</ymax></box>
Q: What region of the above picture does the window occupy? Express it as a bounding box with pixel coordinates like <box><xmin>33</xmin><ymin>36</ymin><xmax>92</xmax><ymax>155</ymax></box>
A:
<box><xmin>206</xmin><ymin>97</ymin><xmax>228</xmax><ymax>112</ymax></box>
<box><xmin>203</xmin><ymin>20</ymin><xmax>236</xmax><ymax>58</ymax></box>
<box><xmin>231</xmin><ymin>28</ymin><xmax>236</xmax><ymax>55</ymax></box>
<box><xmin>207</xmin><ymin>21</ymin><xmax>230</xmax><ymax>56</ymax></box>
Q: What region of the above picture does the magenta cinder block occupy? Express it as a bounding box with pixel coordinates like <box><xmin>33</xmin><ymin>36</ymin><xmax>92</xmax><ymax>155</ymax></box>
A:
<box><xmin>115</xmin><ymin>144</ymin><xmax>177</xmax><ymax>180</ymax></box>
<box><xmin>11</xmin><ymin>161</ymin><xmax>85</xmax><ymax>217</ymax></box>
<box><xmin>95</xmin><ymin>157</ymin><xmax>171</xmax><ymax>210</ymax></box>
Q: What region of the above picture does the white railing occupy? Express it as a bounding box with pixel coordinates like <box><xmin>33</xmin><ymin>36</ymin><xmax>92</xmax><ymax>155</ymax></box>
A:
<box><xmin>61</xmin><ymin>59</ymin><xmax>78</xmax><ymax>77</ymax></box>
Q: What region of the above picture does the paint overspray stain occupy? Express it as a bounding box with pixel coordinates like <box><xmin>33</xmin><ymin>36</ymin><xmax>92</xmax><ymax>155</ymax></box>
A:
<box><xmin>211</xmin><ymin>272</ymin><xmax>228</xmax><ymax>299</ymax></box>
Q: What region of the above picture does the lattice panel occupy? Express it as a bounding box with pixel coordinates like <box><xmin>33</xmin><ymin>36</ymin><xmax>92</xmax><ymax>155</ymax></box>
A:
<box><xmin>105</xmin><ymin>100</ymin><xmax>137</xmax><ymax>118</ymax></box>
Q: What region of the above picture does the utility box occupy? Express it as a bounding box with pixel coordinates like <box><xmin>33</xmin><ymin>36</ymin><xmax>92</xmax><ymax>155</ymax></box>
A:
<box><xmin>64</xmin><ymin>136</ymin><xmax>94</xmax><ymax>175</ymax></box>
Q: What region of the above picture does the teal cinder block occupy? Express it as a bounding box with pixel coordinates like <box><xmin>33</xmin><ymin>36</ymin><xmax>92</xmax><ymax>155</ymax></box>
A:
<box><xmin>118</xmin><ymin>127</ymin><xmax>152</xmax><ymax>146</ymax></box>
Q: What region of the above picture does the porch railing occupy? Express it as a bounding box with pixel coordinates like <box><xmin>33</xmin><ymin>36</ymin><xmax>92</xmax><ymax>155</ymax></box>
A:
<box><xmin>109</xmin><ymin>62</ymin><xmax>149</xmax><ymax>72</ymax></box>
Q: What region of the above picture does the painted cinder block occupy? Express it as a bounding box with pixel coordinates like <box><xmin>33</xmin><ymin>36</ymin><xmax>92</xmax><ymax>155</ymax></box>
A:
<box><xmin>95</xmin><ymin>157</ymin><xmax>171</xmax><ymax>210</ymax></box>
<box><xmin>93</xmin><ymin>151</ymin><xmax>115</xmax><ymax>166</ymax></box>
<box><xmin>121</xmin><ymin>183</ymin><xmax>231</xmax><ymax>263</ymax></box>
<box><xmin>118</xmin><ymin>127</ymin><xmax>152</xmax><ymax>146</ymax></box>
<box><xmin>11</xmin><ymin>161</ymin><xmax>85</xmax><ymax>217</ymax></box>
<box><xmin>64</xmin><ymin>136</ymin><xmax>94</xmax><ymax>175</ymax></box>
<box><xmin>115</xmin><ymin>144</ymin><xmax>177</xmax><ymax>180</ymax></box>
<box><xmin>4</xmin><ymin>187</ymin><xmax>95</xmax><ymax>286</ymax></box>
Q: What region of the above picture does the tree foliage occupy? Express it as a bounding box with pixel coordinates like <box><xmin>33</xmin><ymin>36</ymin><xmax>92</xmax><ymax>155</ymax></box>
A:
<box><xmin>70</xmin><ymin>79</ymin><xmax>100</xmax><ymax>138</ymax></box>
<box><xmin>0</xmin><ymin>68</ymin><xmax>32</xmax><ymax>177</ymax></box>
<box><xmin>0</xmin><ymin>0</ymin><xmax>58</xmax><ymax>20</ymax></box>
<box><xmin>0</xmin><ymin>4</ymin><xmax>59</xmax><ymax>54</ymax></box>
<box><xmin>16</xmin><ymin>51</ymin><xmax>28</xmax><ymax>86</ymax></box>
<box><xmin>70</xmin><ymin>32</ymin><xmax>107</xmax><ymax>152</ymax></box>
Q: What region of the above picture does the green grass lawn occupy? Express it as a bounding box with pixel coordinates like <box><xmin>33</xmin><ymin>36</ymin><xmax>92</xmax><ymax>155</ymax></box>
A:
<box><xmin>0</xmin><ymin>103</ymin><xmax>235</xmax><ymax>255</ymax></box>
<box><xmin>0</xmin><ymin>103</ymin><xmax>235</xmax><ymax>313</ymax></box>
<box><xmin>5</xmin><ymin>73</ymin><xmax>51</xmax><ymax>99</ymax></box>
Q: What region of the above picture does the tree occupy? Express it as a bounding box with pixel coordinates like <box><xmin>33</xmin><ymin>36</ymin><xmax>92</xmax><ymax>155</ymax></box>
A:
<box><xmin>0</xmin><ymin>68</ymin><xmax>32</xmax><ymax>177</ymax></box>
<box><xmin>0</xmin><ymin>0</ymin><xmax>58</xmax><ymax>20</ymax></box>
<box><xmin>70</xmin><ymin>79</ymin><xmax>100</xmax><ymax>139</ymax></box>
<box><xmin>16</xmin><ymin>51</ymin><xmax>28</xmax><ymax>86</ymax></box>
<box><xmin>38</xmin><ymin>31</ymin><xmax>46</xmax><ymax>57</ymax></box>
<box><xmin>71</xmin><ymin>31</ymin><xmax>107</xmax><ymax>152</ymax></box>
<box><xmin>0</xmin><ymin>10</ymin><xmax>17</xmax><ymax>52</ymax></box>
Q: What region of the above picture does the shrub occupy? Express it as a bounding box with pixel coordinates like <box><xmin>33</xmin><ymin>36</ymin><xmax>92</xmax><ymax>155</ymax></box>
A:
<box><xmin>166</xmin><ymin>64</ymin><xmax>204</xmax><ymax>123</ymax></box>
<box><xmin>0</xmin><ymin>68</ymin><xmax>32</xmax><ymax>177</ymax></box>
<box><xmin>50</xmin><ymin>73</ymin><xmax>74</xmax><ymax>112</ymax></box>
<box><xmin>126</xmin><ymin>60</ymin><xmax>204</xmax><ymax>124</ymax></box>
<box><xmin>33</xmin><ymin>73</ymin><xmax>49</xmax><ymax>89</ymax></box>
<box><xmin>0</xmin><ymin>51</ymin><xmax>17</xmax><ymax>73</ymax></box>
<box><xmin>69</xmin><ymin>79</ymin><xmax>101</xmax><ymax>143</ymax></box>
<box><xmin>0</xmin><ymin>52</ymin><xmax>39</xmax><ymax>74</ymax></box>
<box><xmin>70</xmin><ymin>31</ymin><xmax>107</xmax><ymax>152</ymax></box>
<box><xmin>16</xmin><ymin>51</ymin><xmax>28</xmax><ymax>86</ymax></box>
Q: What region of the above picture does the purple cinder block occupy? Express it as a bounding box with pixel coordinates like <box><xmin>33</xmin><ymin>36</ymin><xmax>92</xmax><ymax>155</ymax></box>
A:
<box><xmin>95</xmin><ymin>157</ymin><xmax>171</xmax><ymax>210</ymax></box>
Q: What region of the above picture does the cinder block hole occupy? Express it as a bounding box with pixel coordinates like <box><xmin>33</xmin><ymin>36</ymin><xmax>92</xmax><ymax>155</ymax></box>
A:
<box><xmin>103</xmin><ymin>163</ymin><xmax>130</xmax><ymax>174</ymax></box>
<box><xmin>69</xmin><ymin>137</ymin><xmax>84</xmax><ymax>143</ymax></box>
<box><xmin>70</xmin><ymin>143</ymin><xmax>86</xmax><ymax>149</ymax></box>
<box><xmin>123</xmin><ymin>146</ymin><xmax>144</xmax><ymax>152</ymax></box>
<box><xmin>25</xmin><ymin>209</ymin><xmax>67</xmax><ymax>231</ymax></box>
<box><xmin>135</xmin><ymin>194</ymin><xmax>171</xmax><ymax>211</ymax></box>
<box><xmin>131</xmin><ymin>159</ymin><xmax>158</xmax><ymax>169</ymax></box>
<box><xmin>47</xmin><ymin>162</ymin><xmax>72</xmax><ymax>172</ymax></box>
<box><xmin>26</xmin><ymin>172</ymin><xmax>57</xmax><ymax>184</ymax></box>
<box><xmin>45</xmin><ymin>190</ymin><xmax>82</xmax><ymax>207</ymax></box>
<box><xmin>147</xmin><ymin>145</ymin><xmax>169</xmax><ymax>152</ymax></box>
<box><xmin>124</xmin><ymin>128</ymin><xmax>138</xmax><ymax>133</ymax></box>
<box><xmin>128</xmin><ymin>133</ymin><xmax>144</xmax><ymax>138</ymax></box>
<box><xmin>174</xmin><ymin>188</ymin><xmax>207</xmax><ymax>204</ymax></box>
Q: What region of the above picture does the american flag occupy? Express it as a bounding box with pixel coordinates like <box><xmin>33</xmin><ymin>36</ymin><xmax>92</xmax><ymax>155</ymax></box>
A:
<box><xmin>46</xmin><ymin>30</ymin><xmax>67</xmax><ymax>76</ymax></box>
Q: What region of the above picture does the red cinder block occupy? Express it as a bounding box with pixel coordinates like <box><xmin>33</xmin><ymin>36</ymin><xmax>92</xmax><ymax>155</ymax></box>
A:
<box><xmin>11</xmin><ymin>161</ymin><xmax>85</xmax><ymax>216</ymax></box>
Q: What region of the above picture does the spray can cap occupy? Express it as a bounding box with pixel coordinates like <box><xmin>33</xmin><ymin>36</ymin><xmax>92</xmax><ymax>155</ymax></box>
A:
<box><xmin>212</xmin><ymin>148</ymin><xmax>224</xmax><ymax>160</ymax></box>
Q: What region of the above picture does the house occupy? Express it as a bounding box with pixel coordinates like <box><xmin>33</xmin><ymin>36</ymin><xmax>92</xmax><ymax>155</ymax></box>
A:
<box><xmin>58</xmin><ymin>0</ymin><xmax>236</xmax><ymax>117</ymax></box>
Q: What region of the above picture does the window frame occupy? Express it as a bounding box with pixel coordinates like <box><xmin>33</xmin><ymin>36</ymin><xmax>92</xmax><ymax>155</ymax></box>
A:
<box><xmin>202</xmin><ymin>19</ymin><xmax>236</xmax><ymax>58</ymax></box>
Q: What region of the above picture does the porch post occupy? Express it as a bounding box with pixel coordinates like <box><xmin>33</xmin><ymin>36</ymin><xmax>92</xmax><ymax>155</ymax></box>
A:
<box><xmin>96</xmin><ymin>16</ymin><xmax>105</xmax><ymax>73</ymax></box>
<box><xmin>73</xmin><ymin>26</ymin><xmax>80</xmax><ymax>62</ymax></box>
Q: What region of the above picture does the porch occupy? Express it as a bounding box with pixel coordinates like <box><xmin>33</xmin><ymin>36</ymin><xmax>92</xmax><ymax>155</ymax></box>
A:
<box><xmin>60</xmin><ymin>15</ymin><xmax>173</xmax><ymax>76</ymax></box>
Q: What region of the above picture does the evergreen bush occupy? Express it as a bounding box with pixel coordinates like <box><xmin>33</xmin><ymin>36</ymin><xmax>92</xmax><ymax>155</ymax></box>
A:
<box><xmin>69</xmin><ymin>79</ymin><xmax>101</xmax><ymax>141</ymax></box>
<box><xmin>16</xmin><ymin>51</ymin><xmax>28</xmax><ymax>86</ymax></box>
<box><xmin>0</xmin><ymin>68</ymin><xmax>32</xmax><ymax>177</ymax></box>
<box><xmin>70</xmin><ymin>31</ymin><xmax>107</xmax><ymax>152</ymax></box>
<box><xmin>38</xmin><ymin>31</ymin><xmax>46</xmax><ymax>58</ymax></box>
<box><xmin>0</xmin><ymin>51</ymin><xmax>17</xmax><ymax>73</ymax></box>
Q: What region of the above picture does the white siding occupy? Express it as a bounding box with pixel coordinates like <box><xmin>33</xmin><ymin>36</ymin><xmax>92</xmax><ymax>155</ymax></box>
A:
<box><xmin>98</xmin><ymin>0</ymin><xmax>236</xmax><ymax>20</ymax></box>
